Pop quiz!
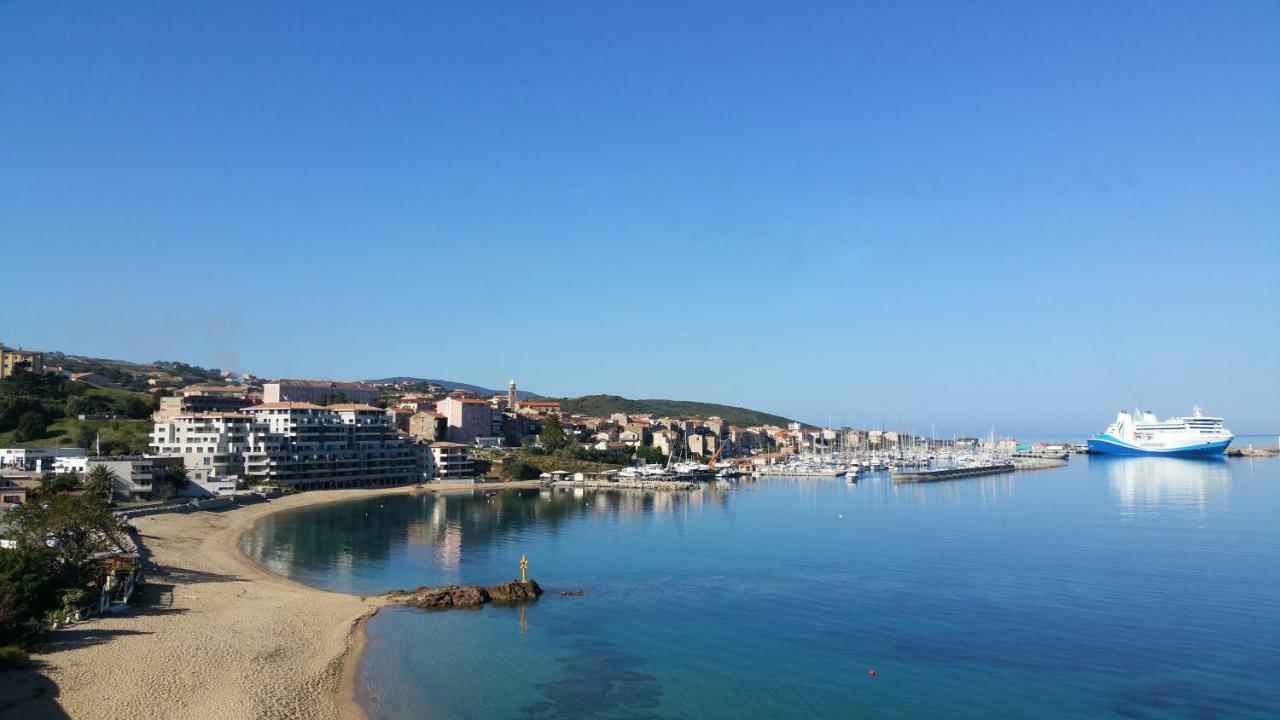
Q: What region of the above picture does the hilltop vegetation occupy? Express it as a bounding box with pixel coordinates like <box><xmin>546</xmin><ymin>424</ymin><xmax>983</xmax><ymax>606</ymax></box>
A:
<box><xmin>0</xmin><ymin>369</ymin><xmax>155</xmax><ymax>453</ymax></box>
<box><xmin>558</xmin><ymin>395</ymin><xmax>797</xmax><ymax>428</ymax></box>
<box><xmin>45</xmin><ymin>352</ymin><xmax>228</xmax><ymax>392</ymax></box>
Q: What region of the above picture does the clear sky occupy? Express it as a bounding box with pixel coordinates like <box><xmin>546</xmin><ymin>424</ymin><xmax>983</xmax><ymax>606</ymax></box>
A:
<box><xmin>2</xmin><ymin>1</ymin><xmax>1277</xmax><ymax>436</ymax></box>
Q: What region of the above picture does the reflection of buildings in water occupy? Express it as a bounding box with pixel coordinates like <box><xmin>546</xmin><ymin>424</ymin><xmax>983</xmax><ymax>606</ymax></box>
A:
<box><xmin>1100</xmin><ymin>456</ymin><xmax>1232</xmax><ymax>515</ymax></box>
<box><xmin>386</xmin><ymin>486</ymin><xmax>737</xmax><ymax>570</ymax></box>
<box><xmin>434</xmin><ymin>521</ymin><xmax>463</xmax><ymax>570</ymax></box>
<box><xmin>333</xmin><ymin>549</ymin><xmax>355</xmax><ymax>582</ymax></box>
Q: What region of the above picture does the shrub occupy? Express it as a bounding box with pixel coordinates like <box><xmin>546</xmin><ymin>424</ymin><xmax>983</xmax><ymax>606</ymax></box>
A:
<box><xmin>12</xmin><ymin>411</ymin><xmax>47</xmax><ymax>442</ymax></box>
<box><xmin>0</xmin><ymin>645</ymin><xmax>32</xmax><ymax>670</ymax></box>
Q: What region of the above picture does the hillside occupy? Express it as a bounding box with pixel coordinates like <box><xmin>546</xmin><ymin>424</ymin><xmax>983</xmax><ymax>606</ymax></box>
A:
<box><xmin>363</xmin><ymin>377</ymin><xmax>538</xmax><ymax>399</ymax></box>
<box><xmin>45</xmin><ymin>352</ymin><xmax>229</xmax><ymax>392</ymax></box>
<box><xmin>558</xmin><ymin>395</ymin><xmax>799</xmax><ymax>428</ymax></box>
<box><xmin>0</xmin><ymin>370</ymin><xmax>155</xmax><ymax>453</ymax></box>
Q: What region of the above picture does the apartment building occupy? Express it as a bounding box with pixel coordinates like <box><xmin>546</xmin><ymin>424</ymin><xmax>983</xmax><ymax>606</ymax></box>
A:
<box><xmin>0</xmin><ymin>342</ymin><xmax>45</xmax><ymax>378</ymax></box>
<box><xmin>436</xmin><ymin>397</ymin><xmax>493</xmax><ymax>444</ymax></box>
<box><xmin>427</xmin><ymin>442</ymin><xmax>473</xmax><ymax>479</ymax></box>
<box><xmin>240</xmin><ymin>403</ymin><xmax>421</xmax><ymax>490</ymax></box>
<box><xmin>152</xmin><ymin>403</ymin><xmax>423</xmax><ymax>492</ymax></box>
<box><xmin>151</xmin><ymin>412</ymin><xmax>256</xmax><ymax>491</ymax></box>
<box><xmin>154</xmin><ymin>385</ymin><xmax>257</xmax><ymax>421</ymax></box>
<box><xmin>263</xmin><ymin>380</ymin><xmax>379</xmax><ymax>405</ymax></box>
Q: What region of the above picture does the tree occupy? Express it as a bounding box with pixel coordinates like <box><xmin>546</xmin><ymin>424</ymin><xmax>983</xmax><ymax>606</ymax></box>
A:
<box><xmin>7</xmin><ymin>492</ymin><xmax>125</xmax><ymax>571</ymax></box>
<box><xmin>158</xmin><ymin>465</ymin><xmax>190</xmax><ymax>499</ymax></box>
<box><xmin>12</xmin><ymin>411</ymin><xmax>47</xmax><ymax>442</ymax></box>
<box><xmin>73</xmin><ymin>422</ymin><xmax>97</xmax><ymax>451</ymax></box>
<box><xmin>540</xmin><ymin>414</ymin><xmax>570</xmax><ymax>452</ymax></box>
<box><xmin>85</xmin><ymin>464</ymin><xmax>119</xmax><ymax>502</ymax></box>
<box><xmin>123</xmin><ymin>397</ymin><xmax>152</xmax><ymax>419</ymax></box>
<box><xmin>36</xmin><ymin>473</ymin><xmax>82</xmax><ymax>497</ymax></box>
<box><xmin>504</xmin><ymin>458</ymin><xmax>542</xmax><ymax>481</ymax></box>
<box><xmin>0</xmin><ymin>547</ymin><xmax>62</xmax><ymax>643</ymax></box>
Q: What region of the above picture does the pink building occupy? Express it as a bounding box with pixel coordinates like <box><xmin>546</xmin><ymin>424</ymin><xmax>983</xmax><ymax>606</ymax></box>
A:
<box><xmin>436</xmin><ymin>397</ymin><xmax>493</xmax><ymax>444</ymax></box>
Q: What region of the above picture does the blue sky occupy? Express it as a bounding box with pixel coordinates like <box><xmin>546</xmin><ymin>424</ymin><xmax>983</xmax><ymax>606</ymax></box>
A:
<box><xmin>2</xmin><ymin>1</ymin><xmax>1277</xmax><ymax>436</ymax></box>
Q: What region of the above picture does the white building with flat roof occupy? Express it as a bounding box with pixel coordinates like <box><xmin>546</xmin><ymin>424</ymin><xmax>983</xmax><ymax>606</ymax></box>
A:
<box><xmin>0</xmin><ymin>447</ymin><xmax>86</xmax><ymax>472</ymax></box>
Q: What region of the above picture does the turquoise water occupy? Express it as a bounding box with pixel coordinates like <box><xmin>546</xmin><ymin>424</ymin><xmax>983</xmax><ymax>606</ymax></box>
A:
<box><xmin>240</xmin><ymin>456</ymin><xmax>1280</xmax><ymax>719</ymax></box>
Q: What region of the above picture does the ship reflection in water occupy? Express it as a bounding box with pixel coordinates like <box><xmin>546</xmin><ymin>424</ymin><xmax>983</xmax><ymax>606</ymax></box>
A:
<box><xmin>1094</xmin><ymin>455</ymin><xmax>1233</xmax><ymax>518</ymax></box>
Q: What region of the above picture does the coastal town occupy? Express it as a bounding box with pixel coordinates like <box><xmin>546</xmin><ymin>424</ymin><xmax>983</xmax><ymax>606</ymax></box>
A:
<box><xmin>0</xmin><ymin>340</ymin><xmax>1081</xmax><ymax>505</ymax></box>
<box><xmin>5</xmin><ymin>3</ymin><xmax>1276</xmax><ymax>717</ymax></box>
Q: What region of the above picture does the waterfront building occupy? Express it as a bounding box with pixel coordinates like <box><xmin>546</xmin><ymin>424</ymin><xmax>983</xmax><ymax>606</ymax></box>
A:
<box><xmin>0</xmin><ymin>342</ymin><xmax>45</xmax><ymax>378</ymax></box>
<box><xmin>263</xmin><ymin>379</ymin><xmax>379</xmax><ymax>405</ymax></box>
<box><xmin>151</xmin><ymin>403</ymin><xmax>422</xmax><ymax>492</ymax></box>
<box><xmin>240</xmin><ymin>403</ymin><xmax>422</xmax><ymax>490</ymax></box>
<box><xmin>427</xmin><ymin>442</ymin><xmax>474</xmax><ymax>479</ymax></box>
<box><xmin>687</xmin><ymin>432</ymin><xmax>719</xmax><ymax>458</ymax></box>
<box><xmin>78</xmin><ymin>455</ymin><xmax>186</xmax><ymax>500</ymax></box>
<box><xmin>653</xmin><ymin>429</ymin><xmax>678</xmax><ymax>457</ymax></box>
<box><xmin>705</xmin><ymin>416</ymin><xmax>726</xmax><ymax>438</ymax></box>
<box><xmin>151</xmin><ymin>412</ymin><xmax>256</xmax><ymax>491</ymax></box>
<box><xmin>437</xmin><ymin>397</ymin><xmax>494</xmax><ymax>444</ymax></box>
<box><xmin>623</xmin><ymin>422</ymin><xmax>653</xmax><ymax>446</ymax></box>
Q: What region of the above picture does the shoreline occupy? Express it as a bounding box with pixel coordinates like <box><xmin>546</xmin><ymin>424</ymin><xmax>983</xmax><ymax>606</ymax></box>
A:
<box><xmin>8</xmin><ymin>482</ymin><xmax>488</xmax><ymax>720</ymax></box>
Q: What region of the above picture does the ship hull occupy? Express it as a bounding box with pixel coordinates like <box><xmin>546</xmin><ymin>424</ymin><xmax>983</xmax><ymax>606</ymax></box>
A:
<box><xmin>1087</xmin><ymin>435</ymin><xmax>1233</xmax><ymax>456</ymax></box>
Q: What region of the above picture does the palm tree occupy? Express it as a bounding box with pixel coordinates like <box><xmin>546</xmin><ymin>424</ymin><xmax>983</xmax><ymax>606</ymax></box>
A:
<box><xmin>84</xmin><ymin>464</ymin><xmax>119</xmax><ymax>503</ymax></box>
<box><xmin>159</xmin><ymin>465</ymin><xmax>190</xmax><ymax>499</ymax></box>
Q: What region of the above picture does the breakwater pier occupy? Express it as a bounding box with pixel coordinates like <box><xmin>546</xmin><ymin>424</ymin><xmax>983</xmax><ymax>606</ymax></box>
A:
<box><xmin>892</xmin><ymin>463</ymin><xmax>1016</xmax><ymax>483</ymax></box>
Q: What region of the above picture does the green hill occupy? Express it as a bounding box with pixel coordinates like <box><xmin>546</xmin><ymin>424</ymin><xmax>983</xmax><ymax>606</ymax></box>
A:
<box><xmin>0</xmin><ymin>370</ymin><xmax>155</xmax><ymax>453</ymax></box>
<box><xmin>558</xmin><ymin>395</ymin><xmax>798</xmax><ymax>428</ymax></box>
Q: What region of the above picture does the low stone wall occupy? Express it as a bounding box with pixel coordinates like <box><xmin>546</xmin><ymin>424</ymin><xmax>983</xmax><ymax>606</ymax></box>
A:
<box><xmin>117</xmin><ymin>497</ymin><xmax>235</xmax><ymax>518</ymax></box>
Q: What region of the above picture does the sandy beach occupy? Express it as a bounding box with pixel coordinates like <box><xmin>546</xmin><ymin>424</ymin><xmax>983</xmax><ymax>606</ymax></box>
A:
<box><xmin>1</xmin><ymin>486</ymin><xmax>429</xmax><ymax>720</ymax></box>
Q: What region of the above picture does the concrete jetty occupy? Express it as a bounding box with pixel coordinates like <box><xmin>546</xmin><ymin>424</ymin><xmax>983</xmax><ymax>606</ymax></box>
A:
<box><xmin>892</xmin><ymin>463</ymin><xmax>1016</xmax><ymax>483</ymax></box>
<box><xmin>552</xmin><ymin>479</ymin><xmax>698</xmax><ymax>491</ymax></box>
<box><xmin>1226</xmin><ymin>445</ymin><xmax>1280</xmax><ymax>457</ymax></box>
<box><xmin>1012</xmin><ymin>457</ymin><xmax>1069</xmax><ymax>471</ymax></box>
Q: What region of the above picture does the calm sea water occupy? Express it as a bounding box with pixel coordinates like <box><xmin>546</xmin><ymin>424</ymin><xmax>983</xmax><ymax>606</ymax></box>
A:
<box><xmin>240</xmin><ymin>454</ymin><xmax>1280</xmax><ymax>719</ymax></box>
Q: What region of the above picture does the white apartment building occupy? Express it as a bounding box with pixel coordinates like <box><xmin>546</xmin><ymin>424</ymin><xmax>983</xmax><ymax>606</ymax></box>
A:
<box><xmin>427</xmin><ymin>442</ymin><xmax>474</xmax><ymax>479</ymax></box>
<box><xmin>151</xmin><ymin>412</ymin><xmax>256</xmax><ymax>492</ymax></box>
<box><xmin>152</xmin><ymin>403</ymin><xmax>424</xmax><ymax>492</ymax></box>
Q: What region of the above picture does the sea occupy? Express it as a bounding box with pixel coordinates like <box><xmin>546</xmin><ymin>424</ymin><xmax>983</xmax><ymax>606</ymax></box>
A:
<box><xmin>240</xmin><ymin>444</ymin><xmax>1280</xmax><ymax>719</ymax></box>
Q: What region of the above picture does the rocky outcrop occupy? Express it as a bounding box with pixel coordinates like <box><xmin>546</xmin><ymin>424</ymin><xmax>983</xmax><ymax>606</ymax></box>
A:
<box><xmin>386</xmin><ymin>580</ymin><xmax>543</xmax><ymax>611</ymax></box>
<box><xmin>487</xmin><ymin>580</ymin><xmax>543</xmax><ymax>603</ymax></box>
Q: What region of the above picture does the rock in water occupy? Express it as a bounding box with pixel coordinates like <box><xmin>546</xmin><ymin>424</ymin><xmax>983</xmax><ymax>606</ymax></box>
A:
<box><xmin>387</xmin><ymin>580</ymin><xmax>541</xmax><ymax>611</ymax></box>
<box><xmin>451</xmin><ymin>585</ymin><xmax>488</xmax><ymax>608</ymax></box>
<box><xmin>486</xmin><ymin>580</ymin><xmax>543</xmax><ymax>603</ymax></box>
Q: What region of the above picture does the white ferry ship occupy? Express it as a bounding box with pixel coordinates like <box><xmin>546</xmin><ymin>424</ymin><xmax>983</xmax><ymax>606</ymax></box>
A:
<box><xmin>1087</xmin><ymin>406</ymin><xmax>1233</xmax><ymax>456</ymax></box>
